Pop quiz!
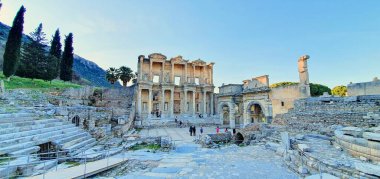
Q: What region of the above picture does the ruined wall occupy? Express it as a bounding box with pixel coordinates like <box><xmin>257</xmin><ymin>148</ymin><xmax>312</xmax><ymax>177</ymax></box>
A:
<box><xmin>270</xmin><ymin>84</ymin><xmax>302</xmax><ymax>118</ymax></box>
<box><xmin>278</xmin><ymin>95</ymin><xmax>380</xmax><ymax>133</ymax></box>
<box><xmin>347</xmin><ymin>80</ymin><xmax>380</xmax><ymax>96</ymax></box>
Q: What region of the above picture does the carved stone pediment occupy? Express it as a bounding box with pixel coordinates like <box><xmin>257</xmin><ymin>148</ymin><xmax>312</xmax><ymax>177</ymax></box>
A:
<box><xmin>170</xmin><ymin>55</ymin><xmax>188</xmax><ymax>64</ymax></box>
<box><xmin>192</xmin><ymin>59</ymin><xmax>206</xmax><ymax>66</ymax></box>
<box><xmin>148</xmin><ymin>53</ymin><xmax>167</xmax><ymax>60</ymax></box>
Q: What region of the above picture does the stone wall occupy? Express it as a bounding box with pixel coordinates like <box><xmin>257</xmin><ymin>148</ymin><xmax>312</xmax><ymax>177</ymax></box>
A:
<box><xmin>277</xmin><ymin>95</ymin><xmax>380</xmax><ymax>133</ymax></box>
<box><xmin>347</xmin><ymin>80</ymin><xmax>380</xmax><ymax>96</ymax></box>
<box><xmin>270</xmin><ymin>84</ymin><xmax>302</xmax><ymax>118</ymax></box>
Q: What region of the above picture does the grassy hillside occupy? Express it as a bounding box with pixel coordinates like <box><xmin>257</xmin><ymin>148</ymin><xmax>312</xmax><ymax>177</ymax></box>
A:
<box><xmin>0</xmin><ymin>73</ymin><xmax>81</xmax><ymax>90</ymax></box>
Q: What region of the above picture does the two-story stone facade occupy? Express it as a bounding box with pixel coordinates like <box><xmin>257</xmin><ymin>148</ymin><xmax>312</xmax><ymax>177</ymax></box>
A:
<box><xmin>136</xmin><ymin>53</ymin><xmax>215</xmax><ymax>120</ymax></box>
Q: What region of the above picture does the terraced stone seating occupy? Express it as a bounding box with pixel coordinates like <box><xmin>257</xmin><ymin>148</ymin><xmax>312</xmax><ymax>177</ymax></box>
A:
<box><xmin>0</xmin><ymin>112</ymin><xmax>97</xmax><ymax>157</ymax></box>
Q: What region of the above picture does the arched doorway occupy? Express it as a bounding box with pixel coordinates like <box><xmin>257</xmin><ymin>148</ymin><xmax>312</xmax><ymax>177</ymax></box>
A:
<box><xmin>72</xmin><ymin>115</ymin><xmax>80</xmax><ymax>127</ymax></box>
<box><xmin>222</xmin><ymin>104</ymin><xmax>230</xmax><ymax>125</ymax></box>
<box><xmin>248</xmin><ymin>103</ymin><xmax>265</xmax><ymax>123</ymax></box>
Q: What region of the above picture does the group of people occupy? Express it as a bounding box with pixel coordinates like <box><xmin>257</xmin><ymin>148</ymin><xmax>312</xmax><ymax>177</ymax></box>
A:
<box><xmin>216</xmin><ymin>126</ymin><xmax>236</xmax><ymax>134</ymax></box>
<box><xmin>189</xmin><ymin>125</ymin><xmax>204</xmax><ymax>136</ymax></box>
<box><xmin>151</xmin><ymin>110</ymin><xmax>162</xmax><ymax>118</ymax></box>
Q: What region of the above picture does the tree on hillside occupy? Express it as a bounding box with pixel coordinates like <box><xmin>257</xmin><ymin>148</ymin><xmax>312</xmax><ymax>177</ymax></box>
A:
<box><xmin>17</xmin><ymin>23</ymin><xmax>48</xmax><ymax>80</ymax></box>
<box><xmin>331</xmin><ymin>85</ymin><xmax>347</xmax><ymax>97</ymax></box>
<box><xmin>3</xmin><ymin>6</ymin><xmax>26</xmax><ymax>79</ymax></box>
<box><xmin>310</xmin><ymin>83</ymin><xmax>331</xmax><ymax>96</ymax></box>
<box><xmin>106</xmin><ymin>67</ymin><xmax>120</xmax><ymax>85</ymax></box>
<box><xmin>269</xmin><ymin>82</ymin><xmax>299</xmax><ymax>88</ymax></box>
<box><xmin>48</xmin><ymin>29</ymin><xmax>62</xmax><ymax>79</ymax></box>
<box><xmin>118</xmin><ymin>66</ymin><xmax>135</xmax><ymax>87</ymax></box>
<box><xmin>60</xmin><ymin>33</ymin><xmax>74</xmax><ymax>81</ymax></box>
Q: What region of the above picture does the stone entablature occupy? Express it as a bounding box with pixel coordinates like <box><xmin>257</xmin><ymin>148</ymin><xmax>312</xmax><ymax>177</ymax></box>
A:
<box><xmin>136</xmin><ymin>53</ymin><xmax>215</xmax><ymax>121</ymax></box>
<box><xmin>347</xmin><ymin>78</ymin><xmax>380</xmax><ymax>96</ymax></box>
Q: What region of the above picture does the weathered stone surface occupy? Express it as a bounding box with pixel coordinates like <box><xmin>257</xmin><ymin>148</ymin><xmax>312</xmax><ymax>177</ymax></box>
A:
<box><xmin>305</xmin><ymin>173</ymin><xmax>338</xmax><ymax>179</ymax></box>
<box><xmin>363</xmin><ymin>132</ymin><xmax>380</xmax><ymax>142</ymax></box>
<box><xmin>298</xmin><ymin>166</ymin><xmax>308</xmax><ymax>174</ymax></box>
<box><xmin>297</xmin><ymin>144</ymin><xmax>311</xmax><ymax>152</ymax></box>
<box><xmin>354</xmin><ymin>162</ymin><xmax>380</xmax><ymax>177</ymax></box>
<box><xmin>281</xmin><ymin>132</ymin><xmax>290</xmax><ymax>150</ymax></box>
<box><xmin>341</xmin><ymin>127</ymin><xmax>363</xmax><ymax>137</ymax></box>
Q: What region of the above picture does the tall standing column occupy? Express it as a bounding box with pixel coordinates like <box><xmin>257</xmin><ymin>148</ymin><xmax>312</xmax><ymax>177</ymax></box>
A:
<box><xmin>138</xmin><ymin>57</ymin><xmax>143</xmax><ymax>81</ymax></box>
<box><xmin>161</xmin><ymin>62</ymin><xmax>164</xmax><ymax>83</ymax></box>
<box><xmin>149</xmin><ymin>61</ymin><xmax>153</xmax><ymax>81</ymax></box>
<box><xmin>192</xmin><ymin>65</ymin><xmax>195</xmax><ymax>84</ymax></box>
<box><xmin>192</xmin><ymin>90</ymin><xmax>196</xmax><ymax>117</ymax></box>
<box><xmin>137</xmin><ymin>88</ymin><xmax>142</xmax><ymax>116</ymax></box>
<box><xmin>203</xmin><ymin>90</ymin><xmax>207</xmax><ymax>116</ymax></box>
<box><xmin>148</xmin><ymin>89</ymin><xmax>152</xmax><ymax>118</ymax></box>
<box><xmin>171</xmin><ymin>63</ymin><xmax>174</xmax><ymax>84</ymax></box>
<box><xmin>170</xmin><ymin>89</ymin><xmax>174</xmax><ymax>117</ymax></box>
<box><xmin>210</xmin><ymin>93</ymin><xmax>214</xmax><ymax>116</ymax></box>
<box><xmin>184</xmin><ymin>90</ymin><xmax>187</xmax><ymax>115</ymax></box>
<box><xmin>184</xmin><ymin>63</ymin><xmax>188</xmax><ymax>84</ymax></box>
<box><xmin>161</xmin><ymin>88</ymin><xmax>165</xmax><ymax>118</ymax></box>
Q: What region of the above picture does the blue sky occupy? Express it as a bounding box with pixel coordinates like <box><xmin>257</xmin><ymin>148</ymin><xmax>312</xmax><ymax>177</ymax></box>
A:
<box><xmin>1</xmin><ymin>0</ymin><xmax>380</xmax><ymax>89</ymax></box>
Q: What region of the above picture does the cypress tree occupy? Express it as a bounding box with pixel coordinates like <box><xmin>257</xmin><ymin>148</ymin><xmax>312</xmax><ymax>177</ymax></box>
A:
<box><xmin>48</xmin><ymin>29</ymin><xmax>62</xmax><ymax>79</ymax></box>
<box><xmin>17</xmin><ymin>23</ymin><xmax>48</xmax><ymax>79</ymax></box>
<box><xmin>3</xmin><ymin>6</ymin><xmax>26</xmax><ymax>79</ymax></box>
<box><xmin>60</xmin><ymin>33</ymin><xmax>74</xmax><ymax>81</ymax></box>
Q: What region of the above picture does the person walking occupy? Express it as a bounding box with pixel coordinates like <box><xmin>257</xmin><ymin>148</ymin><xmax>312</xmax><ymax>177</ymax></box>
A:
<box><xmin>189</xmin><ymin>126</ymin><xmax>193</xmax><ymax>136</ymax></box>
<box><xmin>179</xmin><ymin>120</ymin><xmax>183</xmax><ymax>128</ymax></box>
<box><xmin>225</xmin><ymin>128</ymin><xmax>229</xmax><ymax>133</ymax></box>
<box><xmin>233</xmin><ymin>128</ymin><xmax>236</xmax><ymax>135</ymax></box>
<box><xmin>193</xmin><ymin>126</ymin><xmax>197</xmax><ymax>136</ymax></box>
<box><xmin>216</xmin><ymin>126</ymin><xmax>220</xmax><ymax>134</ymax></box>
<box><xmin>200</xmin><ymin>126</ymin><xmax>204</xmax><ymax>135</ymax></box>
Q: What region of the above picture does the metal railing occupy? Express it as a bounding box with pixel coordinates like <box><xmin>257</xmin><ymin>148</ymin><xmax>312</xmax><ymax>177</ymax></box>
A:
<box><xmin>0</xmin><ymin>147</ymin><xmax>127</xmax><ymax>178</ymax></box>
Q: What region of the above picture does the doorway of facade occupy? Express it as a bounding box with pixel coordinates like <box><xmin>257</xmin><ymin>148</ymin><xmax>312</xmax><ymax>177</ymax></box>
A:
<box><xmin>222</xmin><ymin>104</ymin><xmax>230</xmax><ymax>125</ymax></box>
<box><xmin>249</xmin><ymin>104</ymin><xmax>265</xmax><ymax>123</ymax></box>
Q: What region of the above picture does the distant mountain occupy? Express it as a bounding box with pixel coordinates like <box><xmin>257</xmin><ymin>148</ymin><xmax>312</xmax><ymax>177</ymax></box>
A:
<box><xmin>0</xmin><ymin>22</ymin><xmax>118</xmax><ymax>87</ymax></box>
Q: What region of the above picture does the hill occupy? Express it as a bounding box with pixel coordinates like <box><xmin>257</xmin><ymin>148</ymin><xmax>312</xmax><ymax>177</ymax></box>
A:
<box><xmin>0</xmin><ymin>22</ymin><xmax>119</xmax><ymax>87</ymax></box>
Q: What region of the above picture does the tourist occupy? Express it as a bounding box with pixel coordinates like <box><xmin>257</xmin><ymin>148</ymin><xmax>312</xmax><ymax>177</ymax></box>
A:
<box><xmin>193</xmin><ymin>126</ymin><xmax>196</xmax><ymax>136</ymax></box>
<box><xmin>225</xmin><ymin>128</ymin><xmax>229</xmax><ymax>133</ymax></box>
<box><xmin>200</xmin><ymin>126</ymin><xmax>204</xmax><ymax>135</ymax></box>
<box><xmin>189</xmin><ymin>126</ymin><xmax>193</xmax><ymax>136</ymax></box>
<box><xmin>175</xmin><ymin>116</ymin><xmax>178</xmax><ymax>123</ymax></box>
<box><xmin>179</xmin><ymin>120</ymin><xmax>183</xmax><ymax>127</ymax></box>
<box><xmin>233</xmin><ymin>128</ymin><xmax>236</xmax><ymax>135</ymax></box>
<box><xmin>216</xmin><ymin>126</ymin><xmax>220</xmax><ymax>134</ymax></box>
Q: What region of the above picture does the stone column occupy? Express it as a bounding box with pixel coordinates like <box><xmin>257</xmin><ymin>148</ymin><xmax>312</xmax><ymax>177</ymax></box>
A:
<box><xmin>137</xmin><ymin>88</ymin><xmax>142</xmax><ymax>116</ymax></box>
<box><xmin>149</xmin><ymin>60</ymin><xmax>153</xmax><ymax>81</ymax></box>
<box><xmin>192</xmin><ymin>90</ymin><xmax>196</xmax><ymax>117</ymax></box>
<box><xmin>161</xmin><ymin>88</ymin><xmax>165</xmax><ymax>118</ymax></box>
<box><xmin>148</xmin><ymin>89</ymin><xmax>152</xmax><ymax>118</ymax></box>
<box><xmin>298</xmin><ymin>55</ymin><xmax>311</xmax><ymax>98</ymax></box>
<box><xmin>185</xmin><ymin>63</ymin><xmax>188</xmax><ymax>84</ymax></box>
<box><xmin>138</xmin><ymin>57</ymin><xmax>143</xmax><ymax>81</ymax></box>
<box><xmin>203</xmin><ymin>90</ymin><xmax>207</xmax><ymax>116</ymax></box>
<box><xmin>184</xmin><ymin>90</ymin><xmax>187</xmax><ymax>115</ymax></box>
<box><xmin>210</xmin><ymin>93</ymin><xmax>214</xmax><ymax>116</ymax></box>
<box><xmin>192</xmin><ymin>65</ymin><xmax>195</xmax><ymax>84</ymax></box>
<box><xmin>161</xmin><ymin>62</ymin><xmax>164</xmax><ymax>83</ymax></box>
<box><xmin>170</xmin><ymin>89</ymin><xmax>174</xmax><ymax>117</ymax></box>
<box><xmin>171</xmin><ymin>63</ymin><xmax>174</xmax><ymax>84</ymax></box>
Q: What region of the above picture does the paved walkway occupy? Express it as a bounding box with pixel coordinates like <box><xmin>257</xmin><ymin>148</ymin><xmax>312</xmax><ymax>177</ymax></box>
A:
<box><xmin>117</xmin><ymin>127</ymin><xmax>297</xmax><ymax>179</ymax></box>
<box><xmin>28</xmin><ymin>154</ymin><xmax>127</xmax><ymax>179</ymax></box>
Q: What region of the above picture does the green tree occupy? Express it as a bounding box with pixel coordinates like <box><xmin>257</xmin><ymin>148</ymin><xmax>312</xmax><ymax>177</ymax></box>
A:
<box><xmin>106</xmin><ymin>67</ymin><xmax>120</xmax><ymax>85</ymax></box>
<box><xmin>48</xmin><ymin>29</ymin><xmax>62</xmax><ymax>79</ymax></box>
<box><xmin>60</xmin><ymin>33</ymin><xmax>74</xmax><ymax>81</ymax></box>
<box><xmin>270</xmin><ymin>82</ymin><xmax>299</xmax><ymax>88</ymax></box>
<box><xmin>331</xmin><ymin>85</ymin><xmax>347</xmax><ymax>97</ymax></box>
<box><xmin>16</xmin><ymin>23</ymin><xmax>48</xmax><ymax>80</ymax></box>
<box><xmin>118</xmin><ymin>66</ymin><xmax>135</xmax><ymax>87</ymax></box>
<box><xmin>310</xmin><ymin>83</ymin><xmax>331</xmax><ymax>96</ymax></box>
<box><xmin>3</xmin><ymin>6</ymin><xmax>26</xmax><ymax>79</ymax></box>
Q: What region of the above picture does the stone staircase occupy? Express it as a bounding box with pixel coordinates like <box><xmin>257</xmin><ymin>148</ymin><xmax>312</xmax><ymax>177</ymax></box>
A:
<box><xmin>0</xmin><ymin>112</ymin><xmax>96</xmax><ymax>157</ymax></box>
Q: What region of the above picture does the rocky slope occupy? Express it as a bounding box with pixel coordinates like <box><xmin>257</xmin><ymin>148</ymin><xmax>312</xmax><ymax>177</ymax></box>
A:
<box><xmin>0</xmin><ymin>22</ymin><xmax>118</xmax><ymax>87</ymax></box>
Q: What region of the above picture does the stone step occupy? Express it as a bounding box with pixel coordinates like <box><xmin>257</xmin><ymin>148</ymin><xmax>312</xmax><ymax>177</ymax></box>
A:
<box><xmin>0</xmin><ymin>120</ymin><xmax>64</xmax><ymax>135</ymax></box>
<box><xmin>0</xmin><ymin>116</ymin><xmax>40</xmax><ymax>124</ymax></box>
<box><xmin>9</xmin><ymin>146</ymin><xmax>40</xmax><ymax>156</ymax></box>
<box><xmin>0</xmin><ymin>126</ymin><xmax>78</xmax><ymax>148</ymax></box>
<box><xmin>64</xmin><ymin>137</ymin><xmax>96</xmax><ymax>153</ymax></box>
<box><xmin>0</xmin><ymin>112</ymin><xmax>36</xmax><ymax>118</ymax></box>
<box><xmin>0</xmin><ymin>118</ymin><xmax>60</xmax><ymax>128</ymax></box>
<box><xmin>52</xmin><ymin>131</ymin><xmax>89</xmax><ymax>146</ymax></box>
<box><xmin>70</xmin><ymin>140</ymin><xmax>97</xmax><ymax>157</ymax></box>
<box><xmin>60</xmin><ymin>135</ymin><xmax>91</xmax><ymax>149</ymax></box>
<box><xmin>0</xmin><ymin>122</ymin><xmax>75</xmax><ymax>141</ymax></box>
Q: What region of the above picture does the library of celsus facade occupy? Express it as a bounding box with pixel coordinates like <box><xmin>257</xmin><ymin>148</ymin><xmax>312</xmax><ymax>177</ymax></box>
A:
<box><xmin>136</xmin><ymin>53</ymin><xmax>215</xmax><ymax>120</ymax></box>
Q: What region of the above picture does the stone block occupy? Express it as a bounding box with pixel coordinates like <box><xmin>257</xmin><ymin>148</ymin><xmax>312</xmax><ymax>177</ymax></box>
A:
<box><xmin>305</xmin><ymin>173</ymin><xmax>338</xmax><ymax>179</ymax></box>
<box><xmin>297</xmin><ymin>144</ymin><xmax>311</xmax><ymax>152</ymax></box>
<box><xmin>354</xmin><ymin>162</ymin><xmax>380</xmax><ymax>177</ymax></box>
<box><xmin>363</xmin><ymin>132</ymin><xmax>380</xmax><ymax>142</ymax></box>
<box><xmin>295</xmin><ymin>134</ymin><xmax>304</xmax><ymax>140</ymax></box>
<box><xmin>341</xmin><ymin>127</ymin><xmax>363</xmax><ymax>137</ymax></box>
<box><xmin>281</xmin><ymin>132</ymin><xmax>290</xmax><ymax>150</ymax></box>
<box><xmin>298</xmin><ymin>166</ymin><xmax>308</xmax><ymax>174</ymax></box>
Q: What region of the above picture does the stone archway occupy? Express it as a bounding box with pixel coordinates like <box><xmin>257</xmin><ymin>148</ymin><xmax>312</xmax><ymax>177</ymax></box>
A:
<box><xmin>221</xmin><ymin>104</ymin><xmax>230</xmax><ymax>125</ymax></box>
<box><xmin>72</xmin><ymin>115</ymin><xmax>80</xmax><ymax>127</ymax></box>
<box><xmin>246</xmin><ymin>102</ymin><xmax>266</xmax><ymax>123</ymax></box>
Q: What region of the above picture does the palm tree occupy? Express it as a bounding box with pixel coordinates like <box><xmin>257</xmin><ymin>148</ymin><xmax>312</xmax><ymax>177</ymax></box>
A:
<box><xmin>118</xmin><ymin>66</ymin><xmax>135</xmax><ymax>87</ymax></box>
<box><xmin>106</xmin><ymin>67</ymin><xmax>120</xmax><ymax>85</ymax></box>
